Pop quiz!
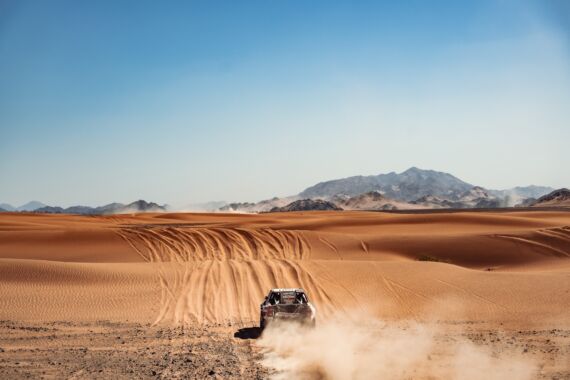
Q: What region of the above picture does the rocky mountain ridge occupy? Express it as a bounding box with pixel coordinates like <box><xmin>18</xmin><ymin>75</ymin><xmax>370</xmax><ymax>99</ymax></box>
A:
<box><xmin>269</xmin><ymin>199</ymin><xmax>342</xmax><ymax>212</ymax></box>
<box><xmin>530</xmin><ymin>188</ymin><xmax>570</xmax><ymax>208</ymax></box>
<box><xmin>222</xmin><ymin>168</ymin><xmax>558</xmax><ymax>212</ymax></box>
<box><xmin>2</xmin><ymin>168</ymin><xmax>562</xmax><ymax>214</ymax></box>
<box><xmin>300</xmin><ymin>167</ymin><xmax>474</xmax><ymax>201</ymax></box>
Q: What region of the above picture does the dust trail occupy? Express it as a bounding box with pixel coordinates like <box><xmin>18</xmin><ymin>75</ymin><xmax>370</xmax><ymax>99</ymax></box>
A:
<box><xmin>258</xmin><ymin>316</ymin><xmax>536</xmax><ymax>380</ymax></box>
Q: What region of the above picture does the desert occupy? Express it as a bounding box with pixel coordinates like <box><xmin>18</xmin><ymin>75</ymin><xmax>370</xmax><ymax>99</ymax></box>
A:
<box><xmin>3</xmin><ymin>2</ymin><xmax>570</xmax><ymax>377</ymax></box>
<box><xmin>0</xmin><ymin>210</ymin><xmax>568</xmax><ymax>379</ymax></box>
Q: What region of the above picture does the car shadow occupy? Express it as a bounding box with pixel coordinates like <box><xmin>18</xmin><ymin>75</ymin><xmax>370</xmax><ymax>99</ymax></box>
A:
<box><xmin>234</xmin><ymin>327</ymin><xmax>262</xmax><ymax>340</ymax></box>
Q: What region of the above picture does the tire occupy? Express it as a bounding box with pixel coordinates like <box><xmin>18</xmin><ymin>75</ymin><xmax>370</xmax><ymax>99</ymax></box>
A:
<box><xmin>260</xmin><ymin>317</ymin><xmax>265</xmax><ymax>330</ymax></box>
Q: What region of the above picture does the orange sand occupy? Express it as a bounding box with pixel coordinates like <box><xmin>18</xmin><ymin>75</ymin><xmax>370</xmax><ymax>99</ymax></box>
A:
<box><xmin>0</xmin><ymin>211</ymin><xmax>569</xmax><ymax>327</ymax></box>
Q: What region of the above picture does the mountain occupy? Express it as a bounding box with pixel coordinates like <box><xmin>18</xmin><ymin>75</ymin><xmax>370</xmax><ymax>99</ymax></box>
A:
<box><xmin>116</xmin><ymin>200</ymin><xmax>165</xmax><ymax>214</ymax></box>
<box><xmin>32</xmin><ymin>200</ymin><xmax>166</xmax><ymax>215</ymax></box>
<box><xmin>0</xmin><ymin>203</ymin><xmax>15</xmax><ymax>211</ymax></box>
<box><xmin>515</xmin><ymin>198</ymin><xmax>536</xmax><ymax>208</ymax></box>
<box><xmin>66</xmin><ymin>206</ymin><xmax>99</xmax><ymax>214</ymax></box>
<box><xmin>88</xmin><ymin>200</ymin><xmax>166</xmax><ymax>214</ymax></box>
<box><xmin>530</xmin><ymin>188</ymin><xmax>570</xmax><ymax>208</ymax></box>
<box><xmin>35</xmin><ymin>205</ymin><xmax>100</xmax><ymax>214</ymax></box>
<box><xmin>410</xmin><ymin>195</ymin><xmax>463</xmax><ymax>209</ymax></box>
<box><xmin>10</xmin><ymin>168</ymin><xmax>558</xmax><ymax>215</ymax></box>
<box><xmin>219</xmin><ymin>202</ymin><xmax>257</xmax><ymax>212</ymax></box>
<box><xmin>210</xmin><ymin>168</ymin><xmax>559</xmax><ymax>212</ymax></box>
<box><xmin>16</xmin><ymin>201</ymin><xmax>47</xmax><ymax>212</ymax></box>
<box><xmin>95</xmin><ymin>203</ymin><xmax>125</xmax><ymax>214</ymax></box>
<box><xmin>270</xmin><ymin>199</ymin><xmax>342</xmax><ymax>212</ymax></box>
<box><xmin>456</xmin><ymin>186</ymin><xmax>502</xmax><ymax>208</ymax></box>
<box><xmin>35</xmin><ymin>206</ymin><xmax>65</xmax><ymax>213</ymax></box>
<box><xmin>300</xmin><ymin>167</ymin><xmax>474</xmax><ymax>201</ymax></box>
<box><xmin>0</xmin><ymin>207</ymin><xmax>6</xmax><ymax>212</ymax></box>
<box><xmin>297</xmin><ymin>168</ymin><xmax>560</xmax><ymax>209</ymax></box>
<box><xmin>336</xmin><ymin>191</ymin><xmax>424</xmax><ymax>211</ymax></box>
<box><xmin>219</xmin><ymin>196</ymin><xmax>300</xmax><ymax>213</ymax></box>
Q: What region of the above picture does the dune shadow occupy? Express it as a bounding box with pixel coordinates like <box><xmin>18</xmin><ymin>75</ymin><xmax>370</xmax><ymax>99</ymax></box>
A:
<box><xmin>234</xmin><ymin>327</ymin><xmax>262</xmax><ymax>340</ymax></box>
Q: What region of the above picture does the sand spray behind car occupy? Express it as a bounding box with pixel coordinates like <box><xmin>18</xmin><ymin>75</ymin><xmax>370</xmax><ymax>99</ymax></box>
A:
<box><xmin>257</xmin><ymin>314</ymin><xmax>536</xmax><ymax>380</ymax></box>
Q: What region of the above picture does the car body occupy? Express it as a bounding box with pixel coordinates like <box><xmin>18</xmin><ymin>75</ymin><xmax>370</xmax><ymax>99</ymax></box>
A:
<box><xmin>259</xmin><ymin>288</ymin><xmax>316</xmax><ymax>329</ymax></box>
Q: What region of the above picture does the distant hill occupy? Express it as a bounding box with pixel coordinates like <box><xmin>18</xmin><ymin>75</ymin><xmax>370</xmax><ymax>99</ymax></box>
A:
<box><xmin>34</xmin><ymin>200</ymin><xmax>166</xmax><ymax>215</ymax></box>
<box><xmin>297</xmin><ymin>168</ymin><xmax>557</xmax><ymax>209</ymax></box>
<box><xmin>300</xmin><ymin>167</ymin><xmax>474</xmax><ymax>201</ymax></box>
<box><xmin>7</xmin><ymin>168</ymin><xmax>562</xmax><ymax>215</ymax></box>
<box><xmin>456</xmin><ymin>186</ymin><xmax>502</xmax><ymax>208</ymax></box>
<box><xmin>211</xmin><ymin>168</ymin><xmax>560</xmax><ymax>213</ymax></box>
<box><xmin>0</xmin><ymin>203</ymin><xmax>15</xmax><ymax>211</ymax></box>
<box><xmin>65</xmin><ymin>206</ymin><xmax>99</xmax><ymax>214</ymax></box>
<box><xmin>516</xmin><ymin>198</ymin><xmax>537</xmax><ymax>208</ymax></box>
<box><xmin>336</xmin><ymin>191</ymin><xmax>423</xmax><ymax>211</ymax></box>
<box><xmin>17</xmin><ymin>201</ymin><xmax>47</xmax><ymax>212</ymax></box>
<box><xmin>219</xmin><ymin>197</ymin><xmax>299</xmax><ymax>213</ymax></box>
<box><xmin>270</xmin><ymin>199</ymin><xmax>342</xmax><ymax>212</ymax></box>
<box><xmin>117</xmin><ymin>200</ymin><xmax>166</xmax><ymax>214</ymax></box>
<box><xmin>35</xmin><ymin>206</ymin><xmax>65</xmax><ymax>213</ymax></box>
<box><xmin>530</xmin><ymin>188</ymin><xmax>570</xmax><ymax>208</ymax></box>
<box><xmin>219</xmin><ymin>202</ymin><xmax>257</xmax><ymax>212</ymax></box>
<box><xmin>410</xmin><ymin>195</ymin><xmax>462</xmax><ymax>209</ymax></box>
<box><xmin>95</xmin><ymin>203</ymin><xmax>126</xmax><ymax>214</ymax></box>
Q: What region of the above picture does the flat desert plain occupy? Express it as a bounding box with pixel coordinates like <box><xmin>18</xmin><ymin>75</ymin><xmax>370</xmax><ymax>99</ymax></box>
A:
<box><xmin>0</xmin><ymin>210</ymin><xmax>569</xmax><ymax>379</ymax></box>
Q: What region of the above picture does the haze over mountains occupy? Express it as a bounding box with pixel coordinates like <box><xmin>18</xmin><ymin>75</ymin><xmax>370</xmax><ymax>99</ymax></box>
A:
<box><xmin>0</xmin><ymin>201</ymin><xmax>47</xmax><ymax>212</ymax></box>
<box><xmin>0</xmin><ymin>200</ymin><xmax>166</xmax><ymax>215</ymax></box>
<box><xmin>221</xmin><ymin>167</ymin><xmax>563</xmax><ymax>212</ymax></box>
<box><xmin>1</xmin><ymin>168</ymin><xmax>566</xmax><ymax>214</ymax></box>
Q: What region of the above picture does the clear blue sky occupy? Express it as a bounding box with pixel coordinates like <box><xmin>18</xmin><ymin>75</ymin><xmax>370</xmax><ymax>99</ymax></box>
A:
<box><xmin>1</xmin><ymin>0</ymin><xmax>569</xmax><ymax>207</ymax></box>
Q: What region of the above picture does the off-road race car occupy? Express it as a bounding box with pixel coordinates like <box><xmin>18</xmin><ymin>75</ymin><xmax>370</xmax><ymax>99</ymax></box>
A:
<box><xmin>259</xmin><ymin>288</ymin><xmax>316</xmax><ymax>329</ymax></box>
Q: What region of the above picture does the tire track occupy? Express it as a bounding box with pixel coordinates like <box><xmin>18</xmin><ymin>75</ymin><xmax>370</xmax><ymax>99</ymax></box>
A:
<box><xmin>495</xmin><ymin>235</ymin><xmax>570</xmax><ymax>258</ymax></box>
<box><xmin>318</xmin><ymin>236</ymin><xmax>343</xmax><ymax>260</ymax></box>
<box><xmin>118</xmin><ymin>226</ymin><xmax>310</xmax><ymax>262</ymax></box>
<box><xmin>493</xmin><ymin>226</ymin><xmax>570</xmax><ymax>258</ymax></box>
<box><xmin>115</xmin><ymin>225</ymin><xmax>336</xmax><ymax>325</ymax></box>
<box><xmin>436</xmin><ymin>279</ymin><xmax>510</xmax><ymax>313</ymax></box>
<box><xmin>381</xmin><ymin>276</ymin><xmax>415</xmax><ymax>317</ymax></box>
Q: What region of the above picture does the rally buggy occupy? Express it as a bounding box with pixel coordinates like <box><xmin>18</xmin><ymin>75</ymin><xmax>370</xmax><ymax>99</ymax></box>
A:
<box><xmin>259</xmin><ymin>288</ymin><xmax>316</xmax><ymax>329</ymax></box>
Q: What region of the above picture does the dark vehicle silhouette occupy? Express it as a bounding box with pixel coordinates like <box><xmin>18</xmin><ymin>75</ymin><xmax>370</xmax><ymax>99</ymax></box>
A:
<box><xmin>260</xmin><ymin>288</ymin><xmax>316</xmax><ymax>329</ymax></box>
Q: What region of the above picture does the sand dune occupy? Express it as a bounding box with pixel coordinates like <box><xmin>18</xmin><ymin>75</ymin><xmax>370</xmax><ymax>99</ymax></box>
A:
<box><xmin>1</xmin><ymin>210</ymin><xmax>569</xmax><ymax>326</ymax></box>
<box><xmin>1</xmin><ymin>210</ymin><xmax>569</xmax><ymax>379</ymax></box>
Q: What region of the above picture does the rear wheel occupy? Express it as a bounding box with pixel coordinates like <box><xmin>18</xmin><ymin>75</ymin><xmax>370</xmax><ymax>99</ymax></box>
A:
<box><xmin>260</xmin><ymin>315</ymin><xmax>265</xmax><ymax>330</ymax></box>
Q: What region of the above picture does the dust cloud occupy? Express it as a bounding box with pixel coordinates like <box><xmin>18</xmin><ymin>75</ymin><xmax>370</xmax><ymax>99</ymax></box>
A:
<box><xmin>257</xmin><ymin>316</ymin><xmax>536</xmax><ymax>380</ymax></box>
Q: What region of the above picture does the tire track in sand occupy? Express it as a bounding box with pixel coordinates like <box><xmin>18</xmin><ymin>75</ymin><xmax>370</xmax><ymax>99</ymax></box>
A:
<box><xmin>116</xmin><ymin>226</ymin><xmax>338</xmax><ymax>325</ymax></box>
<box><xmin>495</xmin><ymin>235</ymin><xmax>570</xmax><ymax>258</ymax></box>
<box><xmin>493</xmin><ymin>226</ymin><xmax>570</xmax><ymax>258</ymax></box>
<box><xmin>118</xmin><ymin>226</ymin><xmax>310</xmax><ymax>262</ymax></box>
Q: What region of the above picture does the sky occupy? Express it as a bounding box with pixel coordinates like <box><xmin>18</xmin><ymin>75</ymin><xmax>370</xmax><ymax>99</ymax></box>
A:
<box><xmin>1</xmin><ymin>0</ymin><xmax>569</xmax><ymax>207</ymax></box>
